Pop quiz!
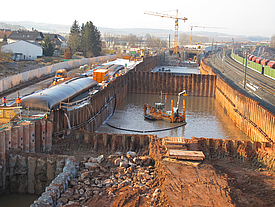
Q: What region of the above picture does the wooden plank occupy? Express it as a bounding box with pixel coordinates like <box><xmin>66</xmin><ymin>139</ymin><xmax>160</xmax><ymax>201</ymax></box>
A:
<box><xmin>166</xmin><ymin>149</ymin><xmax>205</xmax><ymax>161</ymax></box>
<box><xmin>162</xmin><ymin>137</ymin><xmax>186</xmax><ymax>145</ymax></box>
<box><xmin>164</xmin><ymin>144</ymin><xmax>187</xmax><ymax>150</ymax></box>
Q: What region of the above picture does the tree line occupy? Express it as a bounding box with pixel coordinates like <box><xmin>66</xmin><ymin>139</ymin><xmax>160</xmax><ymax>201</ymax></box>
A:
<box><xmin>67</xmin><ymin>20</ymin><xmax>101</xmax><ymax>57</ymax></box>
<box><xmin>103</xmin><ymin>33</ymin><xmax>167</xmax><ymax>49</ymax></box>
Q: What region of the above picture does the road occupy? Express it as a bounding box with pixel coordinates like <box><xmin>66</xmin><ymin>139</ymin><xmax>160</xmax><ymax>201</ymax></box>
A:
<box><xmin>5</xmin><ymin>68</ymin><xmax>83</xmax><ymax>104</ymax></box>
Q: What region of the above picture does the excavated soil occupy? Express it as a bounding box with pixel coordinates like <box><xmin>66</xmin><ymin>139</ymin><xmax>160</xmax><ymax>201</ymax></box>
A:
<box><xmin>149</xmin><ymin>138</ymin><xmax>275</xmax><ymax>207</ymax></box>
<box><xmin>59</xmin><ymin>138</ymin><xmax>275</xmax><ymax>207</ymax></box>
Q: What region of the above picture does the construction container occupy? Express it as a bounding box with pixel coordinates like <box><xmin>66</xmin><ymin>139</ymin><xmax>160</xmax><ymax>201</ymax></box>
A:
<box><xmin>93</xmin><ymin>69</ymin><xmax>109</xmax><ymax>83</ymax></box>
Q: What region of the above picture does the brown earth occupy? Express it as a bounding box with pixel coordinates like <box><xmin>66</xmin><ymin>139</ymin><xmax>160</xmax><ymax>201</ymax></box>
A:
<box><xmin>149</xmin><ymin>138</ymin><xmax>275</xmax><ymax>207</ymax></box>
<box><xmin>60</xmin><ymin>138</ymin><xmax>275</xmax><ymax>207</ymax></box>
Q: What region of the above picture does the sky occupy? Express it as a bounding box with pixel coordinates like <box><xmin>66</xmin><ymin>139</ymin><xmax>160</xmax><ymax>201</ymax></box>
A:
<box><xmin>1</xmin><ymin>0</ymin><xmax>274</xmax><ymax>37</ymax></box>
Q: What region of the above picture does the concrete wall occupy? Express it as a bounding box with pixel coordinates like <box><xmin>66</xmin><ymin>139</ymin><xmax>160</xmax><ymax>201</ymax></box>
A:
<box><xmin>200</xmin><ymin>59</ymin><xmax>275</xmax><ymax>143</ymax></box>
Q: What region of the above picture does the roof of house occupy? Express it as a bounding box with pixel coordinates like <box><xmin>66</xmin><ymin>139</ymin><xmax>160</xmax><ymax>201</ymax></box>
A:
<box><xmin>44</xmin><ymin>33</ymin><xmax>64</xmax><ymax>45</ymax></box>
<box><xmin>2</xmin><ymin>40</ymin><xmax>43</xmax><ymax>48</ymax></box>
<box><xmin>57</xmin><ymin>34</ymin><xmax>66</xmax><ymax>42</ymax></box>
<box><xmin>0</xmin><ymin>30</ymin><xmax>12</xmax><ymax>39</ymax></box>
<box><xmin>44</xmin><ymin>33</ymin><xmax>58</xmax><ymax>40</ymax></box>
<box><xmin>8</xmin><ymin>30</ymin><xmax>44</xmax><ymax>41</ymax></box>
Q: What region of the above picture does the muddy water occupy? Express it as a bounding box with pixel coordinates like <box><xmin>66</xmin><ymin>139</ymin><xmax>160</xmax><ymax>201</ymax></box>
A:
<box><xmin>96</xmin><ymin>93</ymin><xmax>249</xmax><ymax>140</ymax></box>
<box><xmin>0</xmin><ymin>194</ymin><xmax>39</xmax><ymax>207</ymax></box>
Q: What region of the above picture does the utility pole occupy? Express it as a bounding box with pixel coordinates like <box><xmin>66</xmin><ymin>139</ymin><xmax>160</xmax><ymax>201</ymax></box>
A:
<box><xmin>214</xmin><ymin>43</ymin><xmax>217</xmax><ymax>64</ymax></box>
<box><xmin>222</xmin><ymin>47</ymin><xmax>225</xmax><ymax>73</ymax></box>
<box><xmin>244</xmin><ymin>50</ymin><xmax>248</xmax><ymax>88</ymax></box>
<box><xmin>232</xmin><ymin>38</ymin><xmax>234</xmax><ymax>54</ymax></box>
<box><xmin>168</xmin><ymin>34</ymin><xmax>170</xmax><ymax>49</ymax></box>
<box><xmin>211</xmin><ymin>38</ymin><xmax>214</xmax><ymax>63</ymax></box>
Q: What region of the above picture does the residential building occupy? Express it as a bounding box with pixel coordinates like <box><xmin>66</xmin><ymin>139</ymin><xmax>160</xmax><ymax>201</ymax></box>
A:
<box><xmin>8</xmin><ymin>30</ymin><xmax>44</xmax><ymax>44</ymax></box>
<box><xmin>1</xmin><ymin>40</ymin><xmax>43</xmax><ymax>61</ymax></box>
<box><xmin>0</xmin><ymin>29</ymin><xmax>11</xmax><ymax>42</ymax></box>
<box><xmin>44</xmin><ymin>33</ymin><xmax>62</xmax><ymax>56</ymax></box>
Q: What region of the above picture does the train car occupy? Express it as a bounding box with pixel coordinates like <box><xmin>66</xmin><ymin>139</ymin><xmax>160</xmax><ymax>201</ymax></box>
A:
<box><xmin>252</xmin><ymin>56</ymin><xmax>257</xmax><ymax>62</ymax></box>
<box><xmin>18</xmin><ymin>77</ymin><xmax>98</xmax><ymax>111</ymax></box>
<box><xmin>267</xmin><ymin>61</ymin><xmax>275</xmax><ymax>69</ymax></box>
<box><xmin>260</xmin><ymin>59</ymin><xmax>270</xmax><ymax>66</ymax></box>
<box><xmin>255</xmin><ymin>58</ymin><xmax>263</xmax><ymax>64</ymax></box>
<box><xmin>248</xmin><ymin>55</ymin><xmax>254</xmax><ymax>61</ymax></box>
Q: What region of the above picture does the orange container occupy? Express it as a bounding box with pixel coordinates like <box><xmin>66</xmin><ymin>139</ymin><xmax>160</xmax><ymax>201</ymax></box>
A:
<box><xmin>93</xmin><ymin>69</ymin><xmax>109</xmax><ymax>83</ymax></box>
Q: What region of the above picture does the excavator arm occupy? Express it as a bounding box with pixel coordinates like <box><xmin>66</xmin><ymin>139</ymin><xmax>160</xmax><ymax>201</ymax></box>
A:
<box><xmin>144</xmin><ymin>103</ymin><xmax>156</xmax><ymax>114</ymax></box>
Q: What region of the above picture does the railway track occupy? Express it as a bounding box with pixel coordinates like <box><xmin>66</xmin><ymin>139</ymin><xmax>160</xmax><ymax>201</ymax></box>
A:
<box><xmin>216</xmin><ymin>51</ymin><xmax>275</xmax><ymax>96</ymax></box>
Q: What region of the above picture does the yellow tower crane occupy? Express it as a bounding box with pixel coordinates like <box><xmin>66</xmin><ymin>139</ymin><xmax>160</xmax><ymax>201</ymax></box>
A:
<box><xmin>189</xmin><ymin>25</ymin><xmax>227</xmax><ymax>45</ymax></box>
<box><xmin>144</xmin><ymin>10</ymin><xmax>187</xmax><ymax>54</ymax></box>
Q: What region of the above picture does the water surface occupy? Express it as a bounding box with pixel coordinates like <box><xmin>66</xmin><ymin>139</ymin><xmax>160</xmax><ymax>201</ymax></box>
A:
<box><xmin>0</xmin><ymin>194</ymin><xmax>39</xmax><ymax>207</ymax></box>
<box><xmin>96</xmin><ymin>93</ymin><xmax>249</xmax><ymax>140</ymax></box>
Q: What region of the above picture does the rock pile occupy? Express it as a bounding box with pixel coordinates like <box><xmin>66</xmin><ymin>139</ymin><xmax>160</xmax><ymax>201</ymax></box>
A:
<box><xmin>57</xmin><ymin>151</ymin><xmax>159</xmax><ymax>206</ymax></box>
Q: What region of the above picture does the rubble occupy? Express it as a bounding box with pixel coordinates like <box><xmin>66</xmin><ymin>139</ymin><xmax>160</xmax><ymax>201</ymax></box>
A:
<box><xmin>31</xmin><ymin>151</ymin><xmax>158</xmax><ymax>206</ymax></box>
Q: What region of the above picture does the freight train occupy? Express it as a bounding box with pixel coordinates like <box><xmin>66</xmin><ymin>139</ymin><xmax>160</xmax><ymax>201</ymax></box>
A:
<box><xmin>243</xmin><ymin>53</ymin><xmax>275</xmax><ymax>76</ymax></box>
<box><xmin>246</xmin><ymin>54</ymin><xmax>275</xmax><ymax>69</ymax></box>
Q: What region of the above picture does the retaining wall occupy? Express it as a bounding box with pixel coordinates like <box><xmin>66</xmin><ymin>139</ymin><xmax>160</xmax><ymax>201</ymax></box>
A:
<box><xmin>52</xmin><ymin>131</ymin><xmax>152</xmax><ymax>155</ymax></box>
<box><xmin>51</xmin><ymin>72</ymin><xmax>128</xmax><ymax>136</ymax></box>
<box><xmin>133</xmin><ymin>56</ymin><xmax>159</xmax><ymax>72</ymax></box>
<box><xmin>0</xmin><ymin>153</ymin><xmax>77</xmax><ymax>195</ymax></box>
<box><xmin>193</xmin><ymin>137</ymin><xmax>275</xmax><ymax>171</ymax></box>
<box><xmin>0</xmin><ymin>120</ymin><xmax>53</xmax><ymax>194</ymax></box>
<box><xmin>128</xmin><ymin>71</ymin><xmax>216</xmax><ymax>97</ymax></box>
<box><xmin>200</xmin><ymin>59</ymin><xmax>275</xmax><ymax>143</ymax></box>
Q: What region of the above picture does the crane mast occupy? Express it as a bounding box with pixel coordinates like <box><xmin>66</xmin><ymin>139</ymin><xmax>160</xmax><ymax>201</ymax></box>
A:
<box><xmin>144</xmin><ymin>10</ymin><xmax>187</xmax><ymax>54</ymax></box>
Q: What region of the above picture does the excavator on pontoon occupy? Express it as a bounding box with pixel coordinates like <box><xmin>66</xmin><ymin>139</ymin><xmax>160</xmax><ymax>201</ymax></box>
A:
<box><xmin>144</xmin><ymin>90</ymin><xmax>187</xmax><ymax>123</ymax></box>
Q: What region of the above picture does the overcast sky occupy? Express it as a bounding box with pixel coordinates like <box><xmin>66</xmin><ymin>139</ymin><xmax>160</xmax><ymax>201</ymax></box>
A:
<box><xmin>2</xmin><ymin>0</ymin><xmax>274</xmax><ymax>37</ymax></box>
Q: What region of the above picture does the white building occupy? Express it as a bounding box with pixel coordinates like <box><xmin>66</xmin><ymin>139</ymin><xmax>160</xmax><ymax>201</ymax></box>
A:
<box><xmin>1</xmin><ymin>40</ymin><xmax>43</xmax><ymax>61</ymax></box>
